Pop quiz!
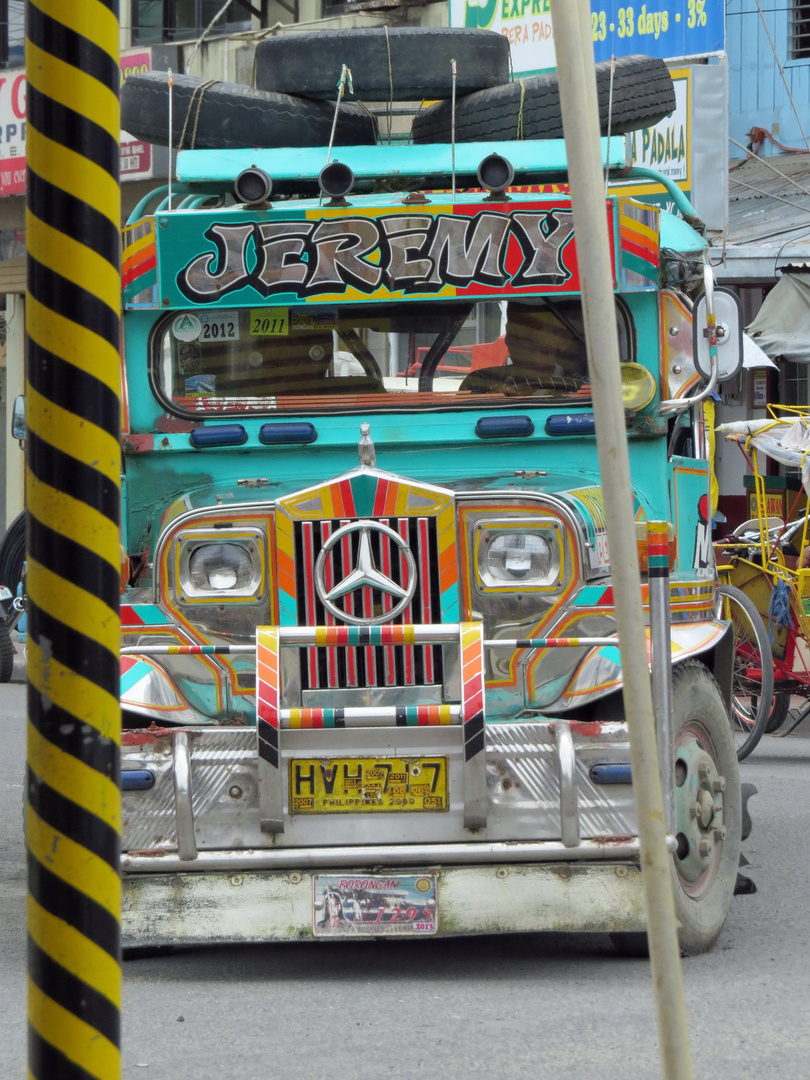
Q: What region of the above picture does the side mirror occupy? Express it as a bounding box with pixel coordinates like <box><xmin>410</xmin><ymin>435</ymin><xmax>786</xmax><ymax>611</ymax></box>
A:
<box><xmin>692</xmin><ymin>287</ymin><xmax>744</xmax><ymax>383</ymax></box>
<box><xmin>11</xmin><ymin>395</ymin><xmax>25</xmax><ymax>443</ymax></box>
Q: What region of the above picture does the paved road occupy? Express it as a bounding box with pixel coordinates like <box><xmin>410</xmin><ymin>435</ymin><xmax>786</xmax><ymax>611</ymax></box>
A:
<box><xmin>2</xmin><ymin>674</ymin><xmax>810</xmax><ymax>1079</ymax></box>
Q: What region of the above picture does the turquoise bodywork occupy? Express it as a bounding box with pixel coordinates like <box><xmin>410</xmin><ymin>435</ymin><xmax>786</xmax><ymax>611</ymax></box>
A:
<box><xmin>120</xmin><ymin>153</ymin><xmax>715</xmax><ymax>727</ymax></box>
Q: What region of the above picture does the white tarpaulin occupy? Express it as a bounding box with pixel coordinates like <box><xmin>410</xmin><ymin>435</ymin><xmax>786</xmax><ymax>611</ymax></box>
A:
<box><xmin>747</xmin><ymin>273</ymin><xmax>810</xmax><ymax>364</ymax></box>
<box><xmin>717</xmin><ymin>416</ymin><xmax>810</xmax><ymax>495</ymax></box>
<box><xmin>743</xmin><ymin>333</ymin><xmax>778</xmax><ymax>369</ymax></box>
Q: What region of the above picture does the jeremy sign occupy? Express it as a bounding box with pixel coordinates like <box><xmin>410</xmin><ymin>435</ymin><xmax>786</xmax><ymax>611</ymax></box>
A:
<box><xmin>169</xmin><ymin>208</ymin><xmax>586</xmax><ymax>306</ymax></box>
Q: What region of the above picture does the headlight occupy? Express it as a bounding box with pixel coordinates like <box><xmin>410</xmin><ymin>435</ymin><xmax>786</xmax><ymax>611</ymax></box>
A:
<box><xmin>188</xmin><ymin>543</ymin><xmax>255</xmax><ymax>591</ymax></box>
<box><xmin>487</xmin><ymin>533</ymin><xmax>552</xmax><ymax>582</ymax></box>
<box><xmin>174</xmin><ymin>528</ymin><xmax>266</xmax><ymax>602</ymax></box>
<box><xmin>476</xmin><ymin>523</ymin><xmax>563</xmax><ymax>590</ymax></box>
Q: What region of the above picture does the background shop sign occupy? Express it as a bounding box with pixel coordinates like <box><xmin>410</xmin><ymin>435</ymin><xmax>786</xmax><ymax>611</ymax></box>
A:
<box><xmin>451</xmin><ymin>0</ymin><xmax>724</xmax><ymax>77</ymax></box>
<box><xmin>0</xmin><ymin>49</ymin><xmax>163</xmax><ymax>196</ymax></box>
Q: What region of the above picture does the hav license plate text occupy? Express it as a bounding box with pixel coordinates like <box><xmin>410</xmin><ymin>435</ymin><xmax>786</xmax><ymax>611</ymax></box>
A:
<box><xmin>314</xmin><ymin>873</ymin><xmax>438</xmax><ymax>936</ymax></box>
<box><xmin>289</xmin><ymin>756</ymin><xmax>448</xmax><ymax>814</ymax></box>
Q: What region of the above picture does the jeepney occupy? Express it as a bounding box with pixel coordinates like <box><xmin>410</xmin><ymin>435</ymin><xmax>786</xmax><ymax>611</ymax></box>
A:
<box><xmin>118</xmin><ymin>134</ymin><xmax>744</xmax><ymax>954</ymax></box>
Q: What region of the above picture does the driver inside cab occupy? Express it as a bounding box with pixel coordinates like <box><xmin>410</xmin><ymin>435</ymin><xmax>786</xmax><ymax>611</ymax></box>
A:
<box><xmin>459</xmin><ymin>298</ymin><xmax>589</xmax><ymax>394</ymax></box>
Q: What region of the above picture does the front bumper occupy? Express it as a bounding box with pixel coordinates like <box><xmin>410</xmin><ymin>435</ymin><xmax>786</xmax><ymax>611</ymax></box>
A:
<box><xmin>122</xmin><ymin>857</ymin><xmax>647</xmax><ymax>947</ymax></box>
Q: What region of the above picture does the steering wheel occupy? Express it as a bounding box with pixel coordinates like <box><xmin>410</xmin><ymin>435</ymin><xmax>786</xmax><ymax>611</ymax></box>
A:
<box><xmin>459</xmin><ymin>366</ymin><xmax>583</xmax><ymax>394</ymax></box>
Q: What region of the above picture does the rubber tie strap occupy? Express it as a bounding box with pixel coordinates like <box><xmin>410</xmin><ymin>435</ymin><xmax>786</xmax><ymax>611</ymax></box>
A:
<box><xmin>324</xmin><ymin>64</ymin><xmax>352</xmax><ymax>186</ymax></box>
<box><xmin>516</xmin><ymin>79</ymin><xmax>525</xmax><ymax>141</ymax></box>
<box><xmin>178</xmin><ymin>79</ymin><xmax>217</xmax><ymax>151</ymax></box>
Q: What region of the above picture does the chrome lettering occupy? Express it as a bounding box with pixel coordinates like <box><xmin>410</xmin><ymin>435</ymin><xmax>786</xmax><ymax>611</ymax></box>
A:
<box><xmin>510</xmin><ymin>210</ymin><xmax>576</xmax><ymax>287</ymax></box>
<box><xmin>180</xmin><ymin>223</ymin><xmax>253</xmax><ymax>302</ymax></box>
<box><xmin>381</xmin><ymin>216</ymin><xmax>433</xmax><ymax>286</ymax></box>
<box><xmin>424</xmin><ymin>213</ymin><xmax>510</xmax><ymax>287</ymax></box>
<box><xmin>307</xmin><ymin>218</ymin><xmax>382</xmax><ymax>291</ymax></box>
<box><xmin>254</xmin><ymin>221</ymin><xmax>314</xmax><ymax>288</ymax></box>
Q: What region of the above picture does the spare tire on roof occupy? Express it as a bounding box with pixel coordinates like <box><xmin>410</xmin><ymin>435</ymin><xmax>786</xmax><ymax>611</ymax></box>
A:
<box><xmin>120</xmin><ymin>71</ymin><xmax>378</xmax><ymax>149</ymax></box>
<box><xmin>412</xmin><ymin>55</ymin><xmax>675</xmax><ymax>143</ymax></box>
<box><xmin>254</xmin><ymin>27</ymin><xmax>511</xmax><ymax>101</ymax></box>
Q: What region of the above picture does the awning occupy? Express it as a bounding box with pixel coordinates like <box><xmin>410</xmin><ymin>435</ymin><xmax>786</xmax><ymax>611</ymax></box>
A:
<box><xmin>746</xmin><ymin>271</ymin><xmax>810</xmax><ymax>363</ymax></box>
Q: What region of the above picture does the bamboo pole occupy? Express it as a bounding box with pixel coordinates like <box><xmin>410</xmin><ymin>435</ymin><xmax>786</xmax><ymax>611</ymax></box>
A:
<box><xmin>548</xmin><ymin>4</ymin><xmax>693</xmax><ymax>1078</ymax></box>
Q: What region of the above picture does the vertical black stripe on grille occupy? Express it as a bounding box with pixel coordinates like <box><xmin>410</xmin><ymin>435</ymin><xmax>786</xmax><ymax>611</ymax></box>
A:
<box><xmin>292</xmin><ymin>516</ymin><xmax>443</xmax><ymax>692</ymax></box>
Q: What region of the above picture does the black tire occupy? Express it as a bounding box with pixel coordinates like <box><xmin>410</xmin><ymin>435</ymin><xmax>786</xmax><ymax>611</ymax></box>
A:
<box><xmin>715</xmin><ymin>583</ymin><xmax>773</xmax><ymax>761</ymax></box>
<box><xmin>612</xmin><ymin>661</ymin><xmax>742</xmax><ymax>957</ymax></box>
<box><xmin>0</xmin><ymin>511</ymin><xmax>25</xmax><ymax>597</ymax></box>
<box><xmin>120</xmin><ymin>71</ymin><xmax>378</xmax><ymax>150</ymax></box>
<box><xmin>255</xmin><ymin>28</ymin><xmax>511</xmax><ymax>102</ymax></box>
<box><xmin>412</xmin><ymin>55</ymin><xmax>676</xmax><ymax>144</ymax></box>
<box><xmin>766</xmin><ymin>691</ymin><xmax>791</xmax><ymax>733</ymax></box>
<box><xmin>0</xmin><ymin>621</ymin><xmax>13</xmax><ymax>682</ymax></box>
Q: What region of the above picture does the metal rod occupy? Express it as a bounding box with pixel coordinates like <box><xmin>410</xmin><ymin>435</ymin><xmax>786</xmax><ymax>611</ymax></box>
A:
<box><xmin>122</xmin><ymin>836</ymin><xmax>677</xmax><ymax>874</ymax></box>
<box><xmin>172</xmin><ymin>732</ymin><xmax>198</xmax><ymax>861</ymax></box>
<box><xmin>648</xmin><ymin>522</ymin><xmax>675</xmax><ymax>834</ymax></box>
<box><xmin>548</xmin><ymin>5</ymin><xmax>693</xmax><ymax>1079</ymax></box>
<box><xmin>555</xmin><ymin>723</ymin><xmax>580</xmax><ymax>847</ymax></box>
<box><xmin>121</xmin><ymin>635</ymin><xmax>619</xmax><ymax>656</ymax></box>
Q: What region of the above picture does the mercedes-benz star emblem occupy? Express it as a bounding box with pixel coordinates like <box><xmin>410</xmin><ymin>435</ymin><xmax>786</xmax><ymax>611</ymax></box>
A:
<box><xmin>314</xmin><ymin>520</ymin><xmax>417</xmax><ymax>625</ymax></box>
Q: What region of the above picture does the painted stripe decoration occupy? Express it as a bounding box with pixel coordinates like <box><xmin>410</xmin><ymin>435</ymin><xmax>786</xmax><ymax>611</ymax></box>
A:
<box><xmin>121</xmin><ymin>643</ymin><xmax>251</xmax><ymax>655</ymax></box>
<box><xmin>460</xmin><ymin>622</ymin><xmax>485</xmax><ymax>762</ymax></box>
<box><xmin>619</xmin><ymin>199</ymin><xmax>659</xmax><ymax>289</ymax></box>
<box><xmin>312</xmin><ymin>624</ymin><xmax>419</xmax><ymax>646</ymax></box>
<box><xmin>25</xmin><ymin>3</ymin><xmax>123</xmax><ymax>1077</ymax></box>
<box><xmin>284</xmin><ymin>704</ymin><xmax>456</xmax><ymax>728</ymax></box>
<box><xmin>646</xmin><ymin>520</ymin><xmax>671</xmax><ymax>578</ymax></box>
<box><xmin>256</xmin><ymin>628</ymin><xmax>280</xmax><ymax>769</ymax></box>
<box><xmin>486</xmin><ymin>637</ymin><xmax>619</xmax><ymax>648</ymax></box>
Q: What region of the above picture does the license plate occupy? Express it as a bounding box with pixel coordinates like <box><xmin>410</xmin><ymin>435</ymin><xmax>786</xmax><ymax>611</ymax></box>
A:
<box><xmin>313</xmin><ymin>873</ymin><xmax>438</xmax><ymax>937</ymax></box>
<box><xmin>289</xmin><ymin>756</ymin><xmax>448</xmax><ymax>814</ymax></box>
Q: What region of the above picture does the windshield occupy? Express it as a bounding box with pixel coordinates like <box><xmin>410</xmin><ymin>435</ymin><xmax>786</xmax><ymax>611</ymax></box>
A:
<box><xmin>154</xmin><ymin>298</ymin><xmax>632</xmax><ymax>415</ymax></box>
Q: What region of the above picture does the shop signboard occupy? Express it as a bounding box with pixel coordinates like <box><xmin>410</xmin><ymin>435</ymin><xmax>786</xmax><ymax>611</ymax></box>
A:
<box><xmin>451</xmin><ymin>0</ymin><xmax>724</xmax><ymax>77</ymax></box>
<box><xmin>0</xmin><ymin>48</ymin><xmax>167</xmax><ymax>196</ymax></box>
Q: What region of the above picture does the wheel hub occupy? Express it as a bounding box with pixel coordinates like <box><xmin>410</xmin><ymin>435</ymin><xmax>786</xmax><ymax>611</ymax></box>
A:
<box><xmin>674</xmin><ymin>737</ymin><xmax>726</xmax><ymax>885</ymax></box>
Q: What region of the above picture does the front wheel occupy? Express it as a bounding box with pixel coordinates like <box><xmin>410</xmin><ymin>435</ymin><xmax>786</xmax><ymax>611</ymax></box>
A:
<box><xmin>612</xmin><ymin>661</ymin><xmax>741</xmax><ymax>957</ymax></box>
<box><xmin>715</xmin><ymin>582</ymin><xmax>773</xmax><ymax>760</ymax></box>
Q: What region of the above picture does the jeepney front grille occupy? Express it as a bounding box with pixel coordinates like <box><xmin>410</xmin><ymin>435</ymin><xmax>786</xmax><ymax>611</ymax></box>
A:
<box><xmin>293</xmin><ymin>516</ymin><xmax>444</xmax><ymax>690</ymax></box>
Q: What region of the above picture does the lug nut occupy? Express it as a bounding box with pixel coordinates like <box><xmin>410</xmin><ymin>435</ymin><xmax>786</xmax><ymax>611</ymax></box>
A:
<box><xmin>698</xmin><ymin>761</ymin><xmax>711</xmax><ymax>780</ymax></box>
<box><xmin>712</xmin><ymin>825</ymin><xmax>727</xmax><ymax>841</ymax></box>
<box><xmin>698</xmin><ymin>837</ymin><xmax>713</xmax><ymax>857</ymax></box>
<box><xmin>712</xmin><ymin>777</ymin><xmax>725</xmax><ymax>793</ymax></box>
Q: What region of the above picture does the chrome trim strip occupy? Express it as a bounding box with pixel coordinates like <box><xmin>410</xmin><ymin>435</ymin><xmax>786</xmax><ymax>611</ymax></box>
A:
<box><xmin>555</xmin><ymin>722</ymin><xmax>580</xmax><ymax>848</ymax></box>
<box><xmin>123</xmin><ymin>836</ymin><xmax>676</xmax><ymax>874</ymax></box>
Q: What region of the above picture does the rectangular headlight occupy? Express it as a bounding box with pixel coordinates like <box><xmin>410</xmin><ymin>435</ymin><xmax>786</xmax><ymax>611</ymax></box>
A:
<box><xmin>175</xmin><ymin>529</ymin><xmax>265</xmax><ymax>602</ymax></box>
<box><xmin>475</xmin><ymin>520</ymin><xmax>563</xmax><ymax>591</ymax></box>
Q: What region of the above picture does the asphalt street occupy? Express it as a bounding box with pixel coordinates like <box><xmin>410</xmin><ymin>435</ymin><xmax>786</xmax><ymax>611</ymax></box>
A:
<box><xmin>2</xmin><ymin>668</ymin><xmax>809</xmax><ymax>1079</ymax></box>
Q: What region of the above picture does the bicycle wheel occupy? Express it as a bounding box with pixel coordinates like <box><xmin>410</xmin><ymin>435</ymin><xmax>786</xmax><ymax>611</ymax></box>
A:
<box><xmin>715</xmin><ymin>583</ymin><xmax>774</xmax><ymax>760</ymax></box>
<box><xmin>766</xmin><ymin>691</ymin><xmax>791</xmax><ymax>734</ymax></box>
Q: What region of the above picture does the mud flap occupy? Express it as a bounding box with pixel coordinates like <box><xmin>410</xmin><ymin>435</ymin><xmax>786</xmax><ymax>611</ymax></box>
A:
<box><xmin>734</xmin><ymin>782</ymin><xmax>758</xmax><ymax>896</ymax></box>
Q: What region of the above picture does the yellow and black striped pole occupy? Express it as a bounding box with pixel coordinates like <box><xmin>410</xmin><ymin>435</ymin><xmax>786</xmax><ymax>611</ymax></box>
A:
<box><xmin>25</xmin><ymin>2</ymin><xmax>122</xmax><ymax>1078</ymax></box>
